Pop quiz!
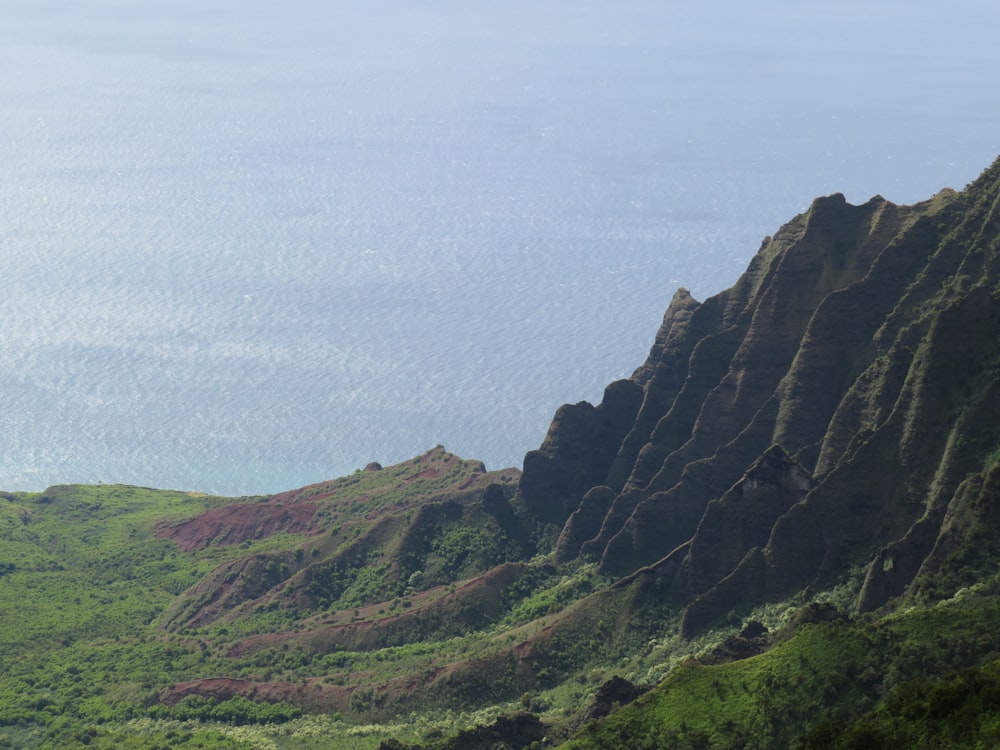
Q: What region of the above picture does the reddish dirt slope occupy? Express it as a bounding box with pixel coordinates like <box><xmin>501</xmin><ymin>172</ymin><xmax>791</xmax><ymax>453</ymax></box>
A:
<box><xmin>227</xmin><ymin>562</ymin><xmax>529</xmax><ymax>657</ymax></box>
<box><xmin>156</xmin><ymin>501</ymin><xmax>319</xmax><ymax>551</ymax></box>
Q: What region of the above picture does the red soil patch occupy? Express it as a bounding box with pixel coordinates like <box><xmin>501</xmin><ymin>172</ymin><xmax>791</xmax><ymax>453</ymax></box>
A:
<box><xmin>160</xmin><ymin>665</ymin><xmax>472</xmax><ymax>715</ymax></box>
<box><xmin>159</xmin><ymin>677</ymin><xmax>256</xmax><ymax>705</ymax></box>
<box><xmin>267</xmin><ymin>482</ymin><xmax>340</xmax><ymax>505</ymax></box>
<box><xmin>405</xmin><ymin>466</ymin><xmax>442</xmax><ymax>481</ymax></box>
<box><xmin>457</xmin><ymin>474</ymin><xmax>488</xmax><ymax>490</ymax></box>
<box><xmin>228</xmin><ymin>563</ymin><xmax>527</xmax><ymax>658</ymax></box>
<box><xmin>157</xmin><ymin>501</ymin><xmax>319</xmax><ymax>551</ymax></box>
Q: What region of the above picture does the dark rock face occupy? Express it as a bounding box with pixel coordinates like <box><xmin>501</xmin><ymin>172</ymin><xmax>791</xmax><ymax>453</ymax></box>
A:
<box><xmin>555</xmin><ymin>485</ymin><xmax>616</xmax><ymax>563</ymax></box>
<box><xmin>518</xmin><ymin>158</ymin><xmax>1000</xmax><ymax>635</ymax></box>
<box><xmin>700</xmin><ymin>621</ymin><xmax>771</xmax><ymax>665</ymax></box>
<box><xmin>670</xmin><ymin>445</ymin><xmax>812</xmax><ymax>599</ymax></box>
<box><xmin>580</xmin><ymin>676</ymin><xmax>649</xmax><ymax>723</ymax></box>
<box><xmin>394</xmin><ymin>712</ymin><xmax>545</xmax><ymax>750</ymax></box>
<box><xmin>515</xmin><ymin>379</ymin><xmax>643</xmax><ymax>526</ymax></box>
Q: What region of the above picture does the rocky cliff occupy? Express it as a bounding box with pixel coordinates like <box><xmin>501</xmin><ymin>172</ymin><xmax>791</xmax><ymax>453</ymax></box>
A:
<box><xmin>518</xmin><ymin>157</ymin><xmax>1000</xmax><ymax>635</ymax></box>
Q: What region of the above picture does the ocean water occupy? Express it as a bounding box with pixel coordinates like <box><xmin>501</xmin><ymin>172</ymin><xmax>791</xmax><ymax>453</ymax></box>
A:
<box><xmin>1</xmin><ymin>0</ymin><xmax>998</xmax><ymax>495</ymax></box>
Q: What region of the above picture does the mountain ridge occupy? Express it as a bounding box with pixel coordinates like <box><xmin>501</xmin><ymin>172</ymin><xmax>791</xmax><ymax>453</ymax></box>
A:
<box><xmin>513</xmin><ymin>161</ymin><xmax>1000</xmax><ymax>640</ymax></box>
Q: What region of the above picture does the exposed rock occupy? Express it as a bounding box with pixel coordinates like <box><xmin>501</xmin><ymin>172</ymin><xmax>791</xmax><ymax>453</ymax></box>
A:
<box><xmin>385</xmin><ymin>712</ymin><xmax>546</xmax><ymax>750</ymax></box>
<box><xmin>740</xmin><ymin>619</ymin><xmax>767</xmax><ymax>639</ymax></box>
<box><xmin>515</xmin><ymin>378</ymin><xmax>643</xmax><ymax>526</ymax></box>
<box><xmin>555</xmin><ymin>485</ymin><xmax>616</xmax><ymax>563</ymax></box>
<box><xmin>669</xmin><ymin>445</ymin><xmax>812</xmax><ymax>598</ymax></box>
<box><xmin>700</xmin><ymin>623</ymin><xmax>771</xmax><ymax>665</ymax></box>
<box><xmin>445</xmin><ymin>712</ymin><xmax>546</xmax><ymax>750</ymax></box>
<box><xmin>580</xmin><ymin>675</ymin><xmax>649</xmax><ymax>723</ymax></box>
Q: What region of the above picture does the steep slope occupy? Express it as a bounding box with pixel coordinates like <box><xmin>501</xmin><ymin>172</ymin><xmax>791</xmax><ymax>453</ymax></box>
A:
<box><xmin>518</xmin><ymin>157</ymin><xmax>1000</xmax><ymax>637</ymax></box>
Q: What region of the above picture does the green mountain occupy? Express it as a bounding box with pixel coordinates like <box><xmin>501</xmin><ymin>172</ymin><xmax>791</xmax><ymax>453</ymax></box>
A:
<box><xmin>3</xmin><ymin>157</ymin><xmax>1000</xmax><ymax>749</ymax></box>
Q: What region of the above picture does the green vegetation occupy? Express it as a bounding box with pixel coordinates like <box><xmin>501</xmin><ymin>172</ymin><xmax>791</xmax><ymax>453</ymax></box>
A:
<box><xmin>797</xmin><ymin>660</ymin><xmax>1000</xmax><ymax>749</ymax></box>
<box><xmin>561</xmin><ymin>581</ymin><xmax>1000</xmax><ymax>750</ymax></box>
<box><xmin>5</xmin><ymin>451</ymin><xmax>1000</xmax><ymax>749</ymax></box>
<box><xmin>0</xmin><ymin>455</ymin><xmax>548</xmax><ymax>748</ymax></box>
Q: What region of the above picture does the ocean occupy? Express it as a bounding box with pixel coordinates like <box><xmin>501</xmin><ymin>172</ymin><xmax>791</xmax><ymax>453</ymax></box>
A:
<box><xmin>1</xmin><ymin>0</ymin><xmax>998</xmax><ymax>495</ymax></box>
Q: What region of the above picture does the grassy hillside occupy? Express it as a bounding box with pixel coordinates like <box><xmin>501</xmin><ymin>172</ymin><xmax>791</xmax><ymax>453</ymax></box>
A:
<box><xmin>5</xmin><ymin>470</ymin><xmax>999</xmax><ymax>749</ymax></box>
<box><xmin>0</xmin><ymin>454</ymin><xmax>534</xmax><ymax>749</ymax></box>
<box><xmin>562</xmin><ymin>580</ymin><xmax>1000</xmax><ymax>750</ymax></box>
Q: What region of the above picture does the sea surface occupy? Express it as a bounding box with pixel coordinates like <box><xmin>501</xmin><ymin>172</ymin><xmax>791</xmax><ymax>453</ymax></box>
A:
<box><xmin>1</xmin><ymin>0</ymin><xmax>998</xmax><ymax>495</ymax></box>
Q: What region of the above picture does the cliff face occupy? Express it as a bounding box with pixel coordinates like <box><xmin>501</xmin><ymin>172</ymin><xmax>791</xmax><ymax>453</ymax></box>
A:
<box><xmin>517</xmin><ymin>158</ymin><xmax>1000</xmax><ymax>634</ymax></box>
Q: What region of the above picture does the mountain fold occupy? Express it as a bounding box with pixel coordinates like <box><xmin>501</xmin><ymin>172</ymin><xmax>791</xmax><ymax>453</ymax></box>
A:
<box><xmin>515</xmin><ymin>157</ymin><xmax>1000</xmax><ymax>635</ymax></box>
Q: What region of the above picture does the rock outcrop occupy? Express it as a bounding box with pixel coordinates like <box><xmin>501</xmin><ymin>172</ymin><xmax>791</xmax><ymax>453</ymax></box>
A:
<box><xmin>577</xmin><ymin>676</ymin><xmax>650</xmax><ymax>725</ymax></box>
